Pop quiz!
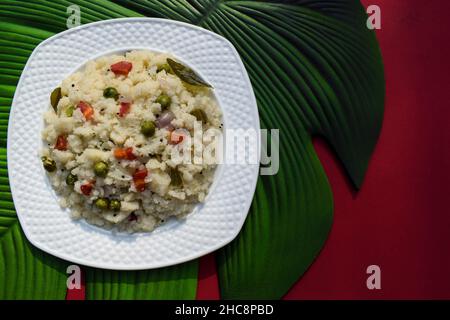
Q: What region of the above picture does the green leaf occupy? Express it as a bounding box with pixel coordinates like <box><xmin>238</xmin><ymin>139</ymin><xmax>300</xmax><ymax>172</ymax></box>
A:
<box><xmin>85</xmin><ymin>260</ymin><xmax>198</xmax><ymax>300</ymax></box>
<box><xmin>0</xmin><ymin>0</ymin><xmax>384</xmax><ymax>300</ymax></box>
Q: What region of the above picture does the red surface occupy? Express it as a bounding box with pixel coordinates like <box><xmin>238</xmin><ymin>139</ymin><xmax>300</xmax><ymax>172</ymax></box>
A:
<box><xmin>197</xmin><ymin>253</ymin><xmax>220</xmax><ymax>300</ymax></box>
<box><xmin>66</xmin><ymin>269</ymin><xmax>85</xmax><ymax>300</ymax></box>
<box><xmin>67</xmin><ymin>0</ymin><xmax>450</xmax><ymax>299</ymax></box>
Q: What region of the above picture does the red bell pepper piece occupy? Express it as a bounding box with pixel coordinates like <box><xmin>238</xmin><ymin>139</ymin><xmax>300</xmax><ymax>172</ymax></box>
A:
<box><xmin>119</xmin><ymin>102</ymin><xmax>131</xmax><ymax>117</ymax></box>
<box><xmin>133</xmin><ymin>168</ymin><xmax>148</xmax><ymax>180</ymax></box>
<box><xmin>80</xmin><ymin>181</ymin><xmax>94</xmax><ymax>195</ymax></box>
<box><xmin>133</xmin><ymin>168</ymin><xmax>148</xmax><ymax>192</ymax></box>
<box><xmin>55</xmin><ymin>135</ymin><xmax>68</xmax><ymax>151</ymax></box>
<box><xmin>110</xmin><ymin>61</ymin><xmax>132</xmax><ymax>76</ymax></box>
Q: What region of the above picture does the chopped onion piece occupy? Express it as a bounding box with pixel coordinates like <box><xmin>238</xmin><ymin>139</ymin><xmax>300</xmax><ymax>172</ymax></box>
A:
<box><xmin>156</xmin><ymin>110</ymin><xmax>175</xmax><ymax>129</ymax></box>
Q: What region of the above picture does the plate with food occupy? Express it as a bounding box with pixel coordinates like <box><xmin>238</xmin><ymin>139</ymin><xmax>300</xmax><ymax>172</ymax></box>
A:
<box><xmin>8</xmin><ymin>18</ymin><xmax>260</xmax><ymax>269</ymax></box>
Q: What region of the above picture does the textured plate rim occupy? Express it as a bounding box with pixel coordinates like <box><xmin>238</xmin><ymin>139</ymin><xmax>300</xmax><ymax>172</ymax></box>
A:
<box><xmin>7</xmin><ymin>17</ymin><xmax>260</xmax><ymax>270</ymax></box>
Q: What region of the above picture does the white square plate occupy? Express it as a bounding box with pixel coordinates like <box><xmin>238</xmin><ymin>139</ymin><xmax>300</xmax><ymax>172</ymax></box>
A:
<box><xmin>8</xmin><ymin>18</ymin><xmax>260</xmax><ymax>270</ymax></box>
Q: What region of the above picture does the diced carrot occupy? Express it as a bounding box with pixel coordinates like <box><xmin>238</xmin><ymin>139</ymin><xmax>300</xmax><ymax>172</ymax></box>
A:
<box><xmin>133</xmin><ymin>168</ymin><xmax>148</xmax><ymax>192</ymax></box>
<box><xmin>114</xmin><ymin>148</ymin><xmax>127</xmax><ymax>159</ymax></box>
<box><xmin>77</xmin><ymin>101</ymin><xmax>94</xmax><ymax>121</ymax></box>
<box><xmin>110</xmin><ymin>61</ymin><xmax>132</xmax><ymax>76</ymax></box>
<box><xmin>55</xmin><ymin>134</ymin><xmax>68</xmax><ymax>151</ymax></box>
<box><xmin>114</xmin><ymin>147</ymin><xmax>137</xmax><ymax>160</ymax></box>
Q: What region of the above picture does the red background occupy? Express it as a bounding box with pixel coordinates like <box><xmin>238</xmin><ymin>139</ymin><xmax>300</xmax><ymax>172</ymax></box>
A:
<box><xmin>68</xmin><ymin>0</ymin><xmax>450</xmax><ymax>299</ymax></box>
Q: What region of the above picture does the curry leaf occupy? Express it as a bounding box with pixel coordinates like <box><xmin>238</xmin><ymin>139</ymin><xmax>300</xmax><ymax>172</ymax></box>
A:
<box><xmin>167</xmin><ymin>58</ymin><xmax>212</xmax><ymax>88</ymax></box>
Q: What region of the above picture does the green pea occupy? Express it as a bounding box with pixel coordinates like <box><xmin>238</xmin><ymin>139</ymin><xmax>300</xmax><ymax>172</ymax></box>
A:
<box><xmin>66</xmin><ymin>173</ymin><xmax>78</xmax><ymax>186</ymax></box>
<box><xmin>157</xmin><ymin>63</ymin><xmax>171</xmax><ymax>73</ymax></box>
<box><xmin>155</xmin><ymin>94</ymin><xmax>171</xmax><ymax>109</ymax></box>
<box><xmin>65</xmin><ymin>105</ymin><xmax>75</xmax><ymax>117</ymax></box>
<box><xmin>110</xmin><ymin>199</ymin><xmax>121</xmax><ymax>211</ymax></box>
<box><xmin>190</xmin><ymin>109</ymin><xmax>208</xmax><ymax>124</ymax></box>
<box><xmin>93</xmin><ymin>161</ymin><xmax>108</xmax><ymax>178</ymax></box>
<box><xmin>94</xmin><ymin>198</ymin><xmax>109</xmax><ymax>210</ymax></box>
<box><xmin>42</xmin><ymin>156</ymin><xmax>56</xmax><ymax>172</ymax></box>
<box><xmin>169</xmin><ymin>168</ymin><xmax>182</xmax><ymax>186</ymax></box>
<box><xmin>103</xmin><ymin>87</ymin><xmax>119</xmax><ymax>100</ymax></box>
<box><xmin>141</xmin><ymin>120</ymin><xmax>156</xmax><ymax>137</ymax></box>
